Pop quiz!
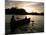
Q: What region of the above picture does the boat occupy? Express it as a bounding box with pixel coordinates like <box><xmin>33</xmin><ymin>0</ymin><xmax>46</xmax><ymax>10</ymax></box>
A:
<box><xmin>10</xmin><ymin>16</ymin><xmax>31</xmax><ymax>33</ymax></box>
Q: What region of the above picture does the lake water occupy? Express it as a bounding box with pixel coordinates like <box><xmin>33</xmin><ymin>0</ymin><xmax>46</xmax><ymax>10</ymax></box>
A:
<box><xmin>5</xmin><ymin>15</ymin><xmax>44</xmax><ymax>33</ymax></box>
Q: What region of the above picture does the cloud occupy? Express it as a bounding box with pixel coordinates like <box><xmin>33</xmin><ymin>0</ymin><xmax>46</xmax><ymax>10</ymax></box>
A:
<box><xmin>5</xmin><ymin>1</ymin><xmax>44</xmax><ymax>13</ymax></box>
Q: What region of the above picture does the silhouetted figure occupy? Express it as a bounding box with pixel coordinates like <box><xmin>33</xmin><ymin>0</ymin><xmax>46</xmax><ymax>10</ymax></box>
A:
<box><xmin>10</xmin><ymin>15</ymin><xmax>15</xmax><ymax>33</ymax></box>
<box><xmin>25</xmin><ymin>16</ymin><xmax>27</xmax><ymax>19</ymax></box>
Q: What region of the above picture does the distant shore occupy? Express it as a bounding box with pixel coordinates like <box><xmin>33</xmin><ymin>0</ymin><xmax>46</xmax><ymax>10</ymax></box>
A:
<box><xmin>5</xmin><ymin>7</ymin><xmax>44</xmax><ymax>15</ymax></box>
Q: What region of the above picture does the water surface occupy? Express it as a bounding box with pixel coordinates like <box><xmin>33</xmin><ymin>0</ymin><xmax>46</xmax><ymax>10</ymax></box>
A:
<box><xmin>5</xmin><ymin>15</ymin><xmax>44</xmax><ymax>33</ymax></box>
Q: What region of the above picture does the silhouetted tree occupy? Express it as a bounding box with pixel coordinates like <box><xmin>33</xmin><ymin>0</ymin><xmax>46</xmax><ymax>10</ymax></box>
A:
<box><xmin>5</xmin><ymin>7</ymin><xmax>26</xmax><ymax>15</ymax></box>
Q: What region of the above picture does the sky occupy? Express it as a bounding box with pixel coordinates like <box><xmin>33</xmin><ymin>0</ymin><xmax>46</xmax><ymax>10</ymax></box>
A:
<box><xmin>5</xmin><ymin>0</ymin><xmax>44</xmax><ymax>13</ymax></box>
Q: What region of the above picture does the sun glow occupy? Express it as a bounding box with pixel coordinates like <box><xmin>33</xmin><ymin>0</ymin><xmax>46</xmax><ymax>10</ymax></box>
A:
<box><xmin>24</xmin><ymin>7</ymin><xmax>32</xmax><ymax>13</ymax></box>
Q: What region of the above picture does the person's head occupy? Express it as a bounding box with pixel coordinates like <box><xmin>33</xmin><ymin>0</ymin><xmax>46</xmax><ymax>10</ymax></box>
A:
<box><xmin>28</xmin><ymin>18</ymin><xmax>30</xmax><ymax>22</ymax></box>
<box><xmin>29</xmin><ymin>18</ymin><xmax>30</xmax><ymax>20</ymax></box>
<box><xmin>12</xmin><ymin>15</ymin><xmax>14</xmax><ymax>18</ymax></box>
